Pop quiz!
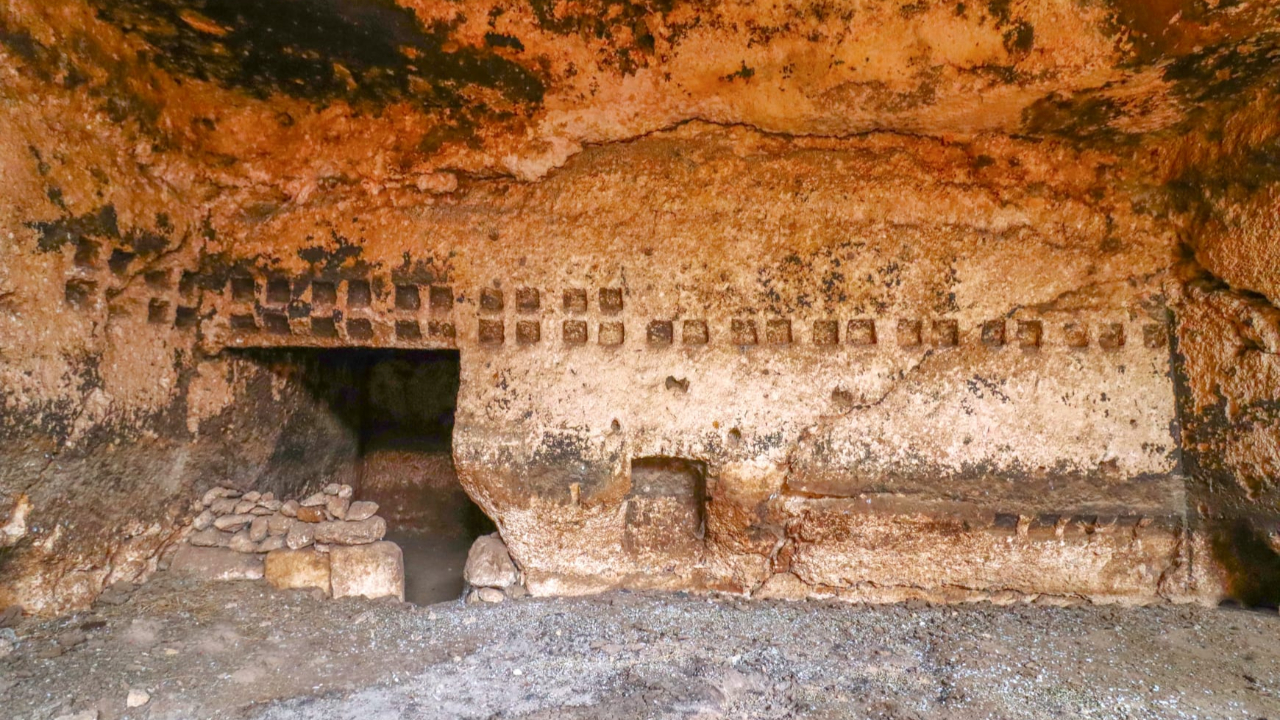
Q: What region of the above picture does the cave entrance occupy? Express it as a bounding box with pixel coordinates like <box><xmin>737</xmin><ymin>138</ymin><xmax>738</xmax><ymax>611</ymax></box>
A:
<box><xmin>232</xmin><ymin>347</ymin><xmax>493</xmax><ymax>604</ymax></box>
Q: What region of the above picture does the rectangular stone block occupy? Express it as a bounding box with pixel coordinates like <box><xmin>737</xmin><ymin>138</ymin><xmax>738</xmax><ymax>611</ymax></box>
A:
<box><xmin>264</xmin><ymin>549</ymin><xmax>331</xmax><ymax>596</ymax></box>
<box><xmin>169</xmin><ymin>545</ymin><xmax>264</xmax><ymax>581</ymax></box>
<box><xmin>330</xmin><ymin>541</ymin><xmax>404</xmax><ymax>601</ymax></box>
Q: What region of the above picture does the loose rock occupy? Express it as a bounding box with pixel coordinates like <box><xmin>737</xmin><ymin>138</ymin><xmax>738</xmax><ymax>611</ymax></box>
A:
<box><xmin>228</xmin><ymin>530</ymin><xmax>258</xmax><ymax>553</ymax></box>
<box><xmin>314</xmin><ymin>516</ymin><xmax>386</xmax><ymax>545</ymax></box>
<box><xmin>285</xmin><ymin>522</ymin><xmax>315</xmax><ymax>550</ymax></box>
<box><xmin>249</xmin><ymin>516</ymin><xmax>269</xmax><ymax>543</ymax></box>
<box><xmin>477</xmin><ymin>587</ymin><xmax>505</xmax><ymax>603</ymax></box>
<box><xmin>209</xmin><ymin>498</ymin><xmax>238</xmax><ymax>515</ymax></box>
<box><xmin>326</xmin><ymin>495</ymin><xmax>350</xmax><ymax>520</ymax></box>
<box><xmin>201</xmin><ymin>487</ymin><xmax>238</xmax><ymax>506</ymax></box>
<box><xmin>280</xmin><ymin>500</ymin><xmax>299</xmax><ymax>517</ymax></box>
<box><xmin>345</xmin><ymin>500</ymin><xmax>379</xmax><ymax>522</ymax></box>
<box><xmin>126</xmin><ymin>689</ymin><xmax>150</xmax><ymax>708</ymax></box>
<box><xmin>192</xmin><ymin>509</ymin><xmax>216</xmax><ymax>530</ymax></box>
<box><xmin>464</xmin><ymin>533</ymin><xmax>520</xmax><ymax>589</ymax></box>
<box><xmin>296</xmin><ymin>506</ymin><xmax>326</xmax><ymax>523</ymax></box>
<box><xmin>300</xmin><ymin>492</ymin><xmax>327</xmax><ymax>508</ymax></box>
<box><xmin>267</xmin><ymin>513</ymin><xmax>293</xmax><ymax>536</ymax></box>
<box><xmin>213</xmin><ymin>514</ymin><xmax>254</xmax><ymax>532</ymax></box>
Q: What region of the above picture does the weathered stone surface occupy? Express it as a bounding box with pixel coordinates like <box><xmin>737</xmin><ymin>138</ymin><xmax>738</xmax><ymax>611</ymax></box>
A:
<box><xmin>201</xmin><ymin>487</ymin><xmax>238</xmax><ymax>506</ymax></box>
<box><xmin>187</xmin><ymin>529</ymin><xmax>232</xmax><ymax>549</ymax></box>
<box><xmin>192</xmin><ymin>510</ymin><xmax>215</xmax><ymax>531</ymax></box>
<box><xmin>326</xmin><ymin>495</ymin><xmax>350</xmax><ymax>521</ymax></box>
<box><xmin>345</xmin><ymin>501</ymin><xmax>379</xmax><ymax>522</ymax></box>
<box><xmin>285</xmin><ymin>523</ymin><xmax>316</xmax><ymax>551</ymax></box>
<box><xmin>465</xmin><ymin>534</ymin><xmax>519</xmax><ymax>589</ymax></box>
<box><xmin>264</xmin><ymin>549</ymin><xmax>331</xmax><ymax>596</ymax></box>
<box><xmin>266</xmin><ymin>514</ymin><xmax>293</xmax><ymax>537</ymax></box>
<box><xmin>212</xmin><ymin>514</ymin><xmax>254</xmax><ymax>532</ymax></box>
<box><xmin>228</xmin><ymin>531</ymin><xmax>258</xmax><ymax>554</ymax></box>
<box><xmin>168</xmin><ymin>546</ymin><xmax>264</xmax><ymax>582</ymax></box>
<box><xmin>313</xmin><ymin>517</ymin><xmax>386</xmax><ymax>546</ymax></box>
<box><xmin>248</xmin><ymin>516</ymin><xmax>269</xmax><ymax>543</ymax></box>
<box><xmin>295</xmin><ymin>506</ymin><xmax>326</xmax><ymax>524</ymax></box>
<box><xmin>3</xmin><ymin>0</ymin><xmax>1280</xmax><ymax>615</ymax></box>
<box><xmin>329</xmin><ymin>542</ymin><xmax>404</xmax><ymax>602</ymax></box>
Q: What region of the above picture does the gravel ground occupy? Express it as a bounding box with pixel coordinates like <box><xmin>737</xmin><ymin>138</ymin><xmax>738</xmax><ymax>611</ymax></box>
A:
<box><xmin>1</xmin><ymin>574</ymin><xmax>1277</xmax><ymax>720</ymax></box>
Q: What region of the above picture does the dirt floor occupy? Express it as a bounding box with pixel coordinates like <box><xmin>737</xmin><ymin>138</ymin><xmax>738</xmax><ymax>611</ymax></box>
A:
<box><xmin>1</xmin><ymin>573</ymin><xmax>1277</xmax><ymax>720</ymax></box>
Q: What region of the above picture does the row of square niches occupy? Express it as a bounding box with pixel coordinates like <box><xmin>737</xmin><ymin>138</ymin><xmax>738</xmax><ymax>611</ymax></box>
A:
<box><xmin>224</xmin><ymin>312</ymin><xmax>1168</xmax><ymax>351</ymax></box>
<box><xmin>225</xmin><ymin>278</ymin><xmax>625</xmax><ymax>315</ymax></box>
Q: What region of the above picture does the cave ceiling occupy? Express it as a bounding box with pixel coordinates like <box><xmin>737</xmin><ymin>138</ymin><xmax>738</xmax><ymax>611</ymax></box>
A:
<box><xmin>2</xmin><ymin>0</ymin><xmax>1278</xmax><ymax>185</ymax></box>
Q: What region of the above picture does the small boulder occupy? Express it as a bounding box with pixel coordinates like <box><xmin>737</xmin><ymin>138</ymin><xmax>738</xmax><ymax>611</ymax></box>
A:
<box><xmin>209</xmin><ymin>498</ymin><xmax>238</xmax><ymax>515</ymax></box>
<box><xmin>280</xmin><ymin>500</ymin><xmax>300</xmax><ymax>517</ymax></box>
<box><xmin>213</xmin><ymin>514</ymin><xmax>254</xmax><ymax>532</ymax></box>
<box><xmin>233</xmin><ymin>499</ymin><xmax>257</xmax><ymax>514</ymax></box>
<box><xmin>326</xmin><ymin>495</ymin><xmax>350</xmax><ymax>520</ymax></box>
<box><xmin>345</xmin><ymin>501</ymin><xmax>379</xmax><ymax>522</ymax></box>
<box><xmin>249</xmin><ymin>516</ymin><xmax>269</xmax><ymax>543</ymax></box>
<box><xmin>477</xmin><ymin>587</ymin><xmax>505</xmax><ymax>604</ymax></box>
<box><xmin>228</xmin><ymin>530</ymin><xmax>258</xmax><ymax>553</ymax></box>
<box><xmin>201</xmin><ymin>487</ymin><xmax>238</xmax><ymax>506</ymax></box>
<box><xmin>296</xmin><ymin>506</ymin><xmax>326</xmax><ymax>523</ymax></box>
<box><xmin>464</xmin><ymin>533</ymin><xmax>519</xmax><ymax>589</ymax></box>
<box><xmin>300</xmin><ymin>492</ymin><xmax>327</xmax><ymax>507</ymax></box>
<box><xmin>126</xmin><ymin>689</ymin><xmax>150</xmax><ymax>708</ymax></box>
<box><xmin>330</xmin><ymin>542</ymin><xmax>404</xmax><ymax>601</ymax></box>
<box><xmin>242</xmin><ymin>491</ymin><xmax>261</xmax><ymax>502</ymax></box>
<box><xmin>285</xmin><ymin>522</ymin><xmax>315</xmax><ymax>550</ymax></box>
<box><xmin>314</xmin><ymin>516</ymin><xmax>386</xmax><ymax>545</ymax></box>
<box><xmin>192</xmin><ymin>509</ymin><xmax>216</xmax><ymax>531</ymax></box>
<box><xmin>258</xmin><ymin>535</ymin><xmax>286</xmax><ymax>552</ymax></box>
<box><xmin>267</xmin><ymin>513</ymin><xmax>293</xmax><ymax>536</ymax></box>
<box><xmin>323</xmin><ymin>483</ymin><xmax>341</xmax><ymax>495</ymax></box>
<box><xmin>337</xmin><ymin>484</ymin><xmax>353</xmax><ymax>499</ymax></box>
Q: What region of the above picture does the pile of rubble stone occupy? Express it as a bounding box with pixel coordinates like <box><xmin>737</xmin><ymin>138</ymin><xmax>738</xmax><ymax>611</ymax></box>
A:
<box><xmin>170</xmin><ymin>484</ymin><xmax>403</xmax><ymax>601</ymax></box>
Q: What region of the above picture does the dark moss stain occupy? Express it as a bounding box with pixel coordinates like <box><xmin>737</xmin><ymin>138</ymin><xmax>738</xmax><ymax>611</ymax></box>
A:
<box><xmin>1002</xmin><ymin>21</ymin><xmax>1034</xmax><ymax>54</ymax></box>
<box><xmin>722</xmin><ymin>61</ymin><xmax>756</xmax><ymax>83</ymax></box>
<box><xmin>1163</xmin><ymin>33</ymin><xmax>1280</xmax><ymax>104</ymax></box>
<box><xmin>527</xmin><ymin>0</ymin><xmax>694</xmax><ymax>75</ymax></box>
<box><xmin>297</xmin><ymin>231</ymin><xmax>370</xmax><ymax>276</ymax></box>
<box><xmin>1020</xmin><ymin>92</ymin><xmax>1133</xmax><ymax>145</ymax></box>
<box><xmin>392</xmin><ymin>251</ymin><xmax>453</xmax><ymax>285</ymax></box>
<box><xmin>28</xmin><ymin>206</ymin><xmax>120</xmax><ymax>253</ymax></box>
<box><xmin>89</xmin><ymin>0</ymin><xmax>545</xmax><ymax>110</ymax></box>
<box><xmin>485</xmin><ymin>32</ymin><xmax>525</xmax><ymax>52</ymax></box>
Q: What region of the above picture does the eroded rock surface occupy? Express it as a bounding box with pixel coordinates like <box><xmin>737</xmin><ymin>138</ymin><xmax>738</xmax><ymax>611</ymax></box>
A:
<box><xmin>1</xmin><ymin>0</ymin><xmax>1279</xmax><ymax>613</ymax></box>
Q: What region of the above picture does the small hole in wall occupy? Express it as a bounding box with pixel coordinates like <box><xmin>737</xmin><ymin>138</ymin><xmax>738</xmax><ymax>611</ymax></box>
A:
<box><xmin>665</xmin><ymin>376</ymin><xmax>690</xmax><ymax>393</ymax></box>
<box><xmin>626</xmin><ymin>457</ymin><xmax>709</xmax><ymax>551</ymax></box>
<box><xmin>611</xmin><ymin>419</ymin><xmax>622</xmax><ymax>433</ymax></box>
<box><xmin>728</xmin><ymin>427</ymin><xmax>742</xmax><ymax>444</ymax></box>
<box><xmin>230</xmin><ymin>275</ymin><xmax>257</xmax><ymax>302</ymax></box>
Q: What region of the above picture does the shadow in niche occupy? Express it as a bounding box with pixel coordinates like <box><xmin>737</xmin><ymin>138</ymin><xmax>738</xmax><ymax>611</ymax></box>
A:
<box><xmin>228</xmin><ymin>348</ymin><xmax>494</xmax><ymax>604</ymax></box>
<box><xmin>1210</xmin><ymin>517</ymin><xmax>1280</xmax><ymax>610</ymax></box>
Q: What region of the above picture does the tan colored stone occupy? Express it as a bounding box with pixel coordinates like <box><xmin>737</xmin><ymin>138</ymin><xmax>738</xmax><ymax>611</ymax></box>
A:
<box><xmin>330</xmin><ymin>542</ymin><xmax>404</xmax><ymax>601</ymax></box>
<box><xmin>345</xmin><ymin>501</ymin><xmax>378</xmax><ymax>522</ymax></box>
<box><xmin>248</xmin><ymin>516</ymin><xmax>269</xmax><ymax>543</ymax></box>
<box><xmin>465</xmin><ymin>534</ymin><xmax>519</xmax><ymax>589</ymax></box>
<box><xmin>285</xmin><ymin>522</ymin><xmax>315</xmax><ymax>550</ymax></box>
<box><xmin>295</xmin><ymin>506</ymin><xmax>326</xmax><ymax>524</ymax></box>
<box><xmin>212</xmin><ymin>514</ymin><xmax>254</xmax><ymax>532</ymax></box>
<box><xmin>187</xmin><ymin>528</ymin><xmax>232</xmax><ymax>548</ymax></box>
<box><xmin>264</xmin><ymin>549</ymin><xmax>331</xmax><ymax>596</ymax></box>
<box><xmin>326</xmin><ymin>495</ymin><xmax>350</xmax><ymax>521</ymax></box>
<box><xmin>313</xmin><ymin>517</ymin><xmax>385</xmax><ymax>546</ymax></box>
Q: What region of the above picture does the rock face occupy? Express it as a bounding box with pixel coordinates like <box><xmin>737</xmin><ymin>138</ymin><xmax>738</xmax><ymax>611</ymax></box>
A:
<box><xmin>330</xmin><ymin>543</ymin><xmax>405</xmax><ymax>602</ymax></box>
<box><xmin>1</xmin><ymin>0</ymin><xmax>1280</xmax><ymax>614</ymax></box>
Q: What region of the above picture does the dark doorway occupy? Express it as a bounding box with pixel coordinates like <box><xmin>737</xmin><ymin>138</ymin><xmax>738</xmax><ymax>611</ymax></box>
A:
<box><xmin>230</xmin><ymin>347</ymin><xmax>493</xmax><ymax>604</ymax></box>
